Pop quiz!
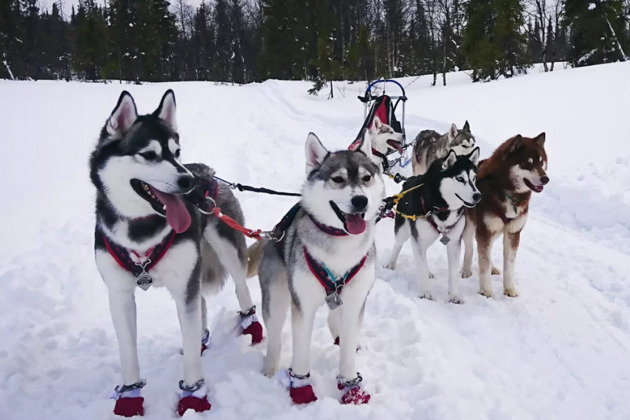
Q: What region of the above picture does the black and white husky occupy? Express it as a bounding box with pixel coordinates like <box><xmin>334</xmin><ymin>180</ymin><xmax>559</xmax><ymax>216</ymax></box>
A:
<box><xmin>384</xmin><ymin>148</ymin><xmax>481</xmax><ymax>303</ymax></box>
<box><xmin>90</xmin><ymin>90</ymin><xmax>261</xmax><ymax>417</ymax></box>
<box><xmin>248</xmin><ymin>133</ymin><xmax>385</xmax><ymax>405</ymax></box>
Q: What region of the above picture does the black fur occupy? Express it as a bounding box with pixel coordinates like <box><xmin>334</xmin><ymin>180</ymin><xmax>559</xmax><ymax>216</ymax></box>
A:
<box><xmin>394</xmin><ymin>153</ymin><xmax>478</xmax><ymax>234</ymax></box>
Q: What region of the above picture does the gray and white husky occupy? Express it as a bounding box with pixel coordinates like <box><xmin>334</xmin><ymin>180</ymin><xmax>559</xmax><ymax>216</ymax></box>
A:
<box><xmin>411</xmin><ymin>121</ymin><xmax>476</xmax><ymax>175</ymax></box>
<box><xmin>385</xmin><ymin>148</ymin><xmax>481</xmax><ymax>303</ymax></box>
<box><xmin>90</xmin><ymin>90</ymin><xmax>261</xmax><ymax>417</ymax></box>
<box><xmin>250</xmin><ymin>133</ymin><xmax>385</xmax><ymax>405</ymax></box>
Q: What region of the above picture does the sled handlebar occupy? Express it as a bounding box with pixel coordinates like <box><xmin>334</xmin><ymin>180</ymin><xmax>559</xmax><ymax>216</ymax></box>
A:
<box><xmin>359</xmin><ymin>79</ymin><xmax>407</xmax><ymax>103</ymax></box>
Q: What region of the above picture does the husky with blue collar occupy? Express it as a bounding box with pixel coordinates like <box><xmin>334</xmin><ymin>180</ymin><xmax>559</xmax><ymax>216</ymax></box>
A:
<box><xmin>250</xmin><ymin>133</ymin><xmax>385</xmax><ymax>405</ymax></box>
<box><xmin>90</xmin><ymin>90</ymin><xmax>262</xmax><ymax>417</ymax></box>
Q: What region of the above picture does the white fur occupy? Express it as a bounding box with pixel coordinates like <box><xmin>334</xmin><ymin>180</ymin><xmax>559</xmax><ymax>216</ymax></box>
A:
<box><xmin>366</xmin><ymin>116</ymin><xmax>404</xmax><ymax>167</ymax></box>
<box><xmin>509</xmin><ymin>165</ymin><xmax>546</xmax><ymax>193</ymax></box>
<box><xmin>96</xmin><ymin>239</ymin><xmax>204</xmax><ymax>387</ymax></box>
<box><xmin>262</xmin><ymin>137</ymin><xmax>385</xmax><ymax>387</ymax></box>
<box><xmin>98</xmin><ymin>153</ymin><xmax>193</xmax><ymax>219</ymax></box>
<box><xmin>168</xmin><ymin>138</ymin><xmax>180</xmax><ymax>156</ymax></box>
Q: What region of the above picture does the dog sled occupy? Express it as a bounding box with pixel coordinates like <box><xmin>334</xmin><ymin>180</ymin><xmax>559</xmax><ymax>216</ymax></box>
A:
<box><xmin>356</xmin><ymin>79</ymin><xmax>411</xmax><ymax>170</ymax></box>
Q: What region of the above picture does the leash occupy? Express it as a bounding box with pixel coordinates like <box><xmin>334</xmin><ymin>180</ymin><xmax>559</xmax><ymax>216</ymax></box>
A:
<box><xmin>200</xmin><ymin>195</ymin><xmax>281</xmax><ymax>241</ymax></box>
<box><xmin>213</xmin><ymin>176</ymin><xmax>301</xmax><ymax>197</ymax></box>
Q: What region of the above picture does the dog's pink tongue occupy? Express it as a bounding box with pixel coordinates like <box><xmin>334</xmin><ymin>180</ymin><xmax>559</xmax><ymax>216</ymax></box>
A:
<box><xmin>345</xmin><ymin>214</ymin><xmax>367</xmax><ymax>234</ymax></box>
<box><xmin>151</xmin><ymin>187</ymin><xmax>191</xmax><ymax>233</ymax></box>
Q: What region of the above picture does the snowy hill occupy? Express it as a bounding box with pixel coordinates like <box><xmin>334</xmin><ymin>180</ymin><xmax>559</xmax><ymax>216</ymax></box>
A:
<box><xmin>1</xmin><ymin>62</ymin><xmax>629</xmax><ymax>420</ymax></box>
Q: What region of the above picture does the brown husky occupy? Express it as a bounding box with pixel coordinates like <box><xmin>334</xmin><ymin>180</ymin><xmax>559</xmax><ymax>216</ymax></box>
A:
<box><xmin>461</xmin><ymin>133</ymin><xmax>549</xmax><ymax>298</ymax></box>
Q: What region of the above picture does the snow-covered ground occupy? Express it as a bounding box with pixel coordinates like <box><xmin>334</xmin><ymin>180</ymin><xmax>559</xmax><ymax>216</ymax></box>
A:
<box><xmin>1</xmin><ymin>62</ymin><xmax>629</xmax><ymax>420</ymax></box>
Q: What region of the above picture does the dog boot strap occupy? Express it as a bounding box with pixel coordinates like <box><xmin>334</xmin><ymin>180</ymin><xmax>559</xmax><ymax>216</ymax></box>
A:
<box><xmin>111</xmin><ymin>380</ymin><xmax>146</xmax><ymax>400</ymax></box>
<box><xmin>177</xmin><ymin>379</ymin><xmax>211</xmax><ymax>416</ymax></box>
<box><xmin>112</xmin><ymin>380</ymin><xmax>146</xmax><ymax>417</ymax></box>
<box><xmin>285</xmin><ymin>369</ymin><xmax>318</xmax><ymax>404</ymax></box>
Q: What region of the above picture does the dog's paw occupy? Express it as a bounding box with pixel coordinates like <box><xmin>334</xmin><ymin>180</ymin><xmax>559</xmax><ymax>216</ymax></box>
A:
<box><xmin>262</xmin><ymin>363</ymin><xmax>278</xmax><ymax>378</ymax></box>
<box><xmin>491</xmin><ymin>266</ymin><xmax>501</xmax><ymax>275</ymax></box>
<box><xmin>460</xmin><ymin>267</ymin><xmax>473</xmax><ymax>278</ymax></box>
<box><xmin>114</xmin><ymin>397</ymin><xmax>144</xmax><ymax>417</ymax></box>
<box><xmin>449</xmin><ymin>294</ymin><xmax>464</xmax><ymax>304</ymax></box>
<box><xmin>383</xmin><ymin>262</ymin><xmax>395</xmax><ymax>270</ymax></box>
<box><xmin>479</xmin><ymin>288</ymin><xmax>494</xmax><ymax>298</ymax></box>
<box><xmin>177</xmin><ymin>395</ymin><xmax>211</xmax><ymax>416</ymax></box>
<box><xmin>419</xmin><ymin>292</ymin><xmax>434</xmax><ymax>301</ymax></box>
<box><xmin>504</xmin><ymin>288</ymin><xmax>519</xmax><ymax>298</ymax></box>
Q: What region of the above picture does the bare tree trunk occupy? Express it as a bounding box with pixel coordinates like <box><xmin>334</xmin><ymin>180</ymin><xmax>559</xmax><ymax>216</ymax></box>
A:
<box><xmin>601</xmin><ymin>4</ymin><xmax>627</xmax><ymax>61</ymax></box>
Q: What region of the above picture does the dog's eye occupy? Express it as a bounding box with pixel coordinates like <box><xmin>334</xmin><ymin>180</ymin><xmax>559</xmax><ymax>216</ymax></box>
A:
<box><xmin>528</xmin><ymin>157</ymin><xmax>533</xmax><ymax>164</ymax></box>
<box><xmin>331</xmin><ymin>176</ymin><xmax>344</xmax><ymax>184</ymax></box>
<box><xmin>456</xmin><ymin>176</ymin><xmax>465</xmax><ymax>183</ymax></box>
<box><xmin>174</xmin><ymin>149</ymin><xmax>181</xmax><ymax>158</ymax></box>
<box><xmin>140</xmin><ymin>151</ymin><xmax>158</xmax><ymax>161</ymax></box>
<box><xmin>363</xmin><ymin>175</ymin><xmax>372</xmax><ymax>182</ymax></box>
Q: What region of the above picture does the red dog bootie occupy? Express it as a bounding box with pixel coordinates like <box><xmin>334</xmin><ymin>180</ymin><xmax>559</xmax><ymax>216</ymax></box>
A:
<box><xmin>111</xmin><ymin>380</ymin><xmax>146</xmax><ymax>417</ymax></box>
<box><xmin>276</xmin><ymin>369</ymin><xmax>318</xmax><ymax>404</ymax></box>
<box><xmin>337</xmin><ymin>373</ymin><xmax>370</xmax><ymax>405</ymax></box>
<box><xmin>240</xmin><ymin>306</ymin><xmax>264</xmax><ymax>345</ymax></box>
<box><xmin>177</xmin><ymin>379</ymin><xmax>211</xmax><ymax>417</ymax></box>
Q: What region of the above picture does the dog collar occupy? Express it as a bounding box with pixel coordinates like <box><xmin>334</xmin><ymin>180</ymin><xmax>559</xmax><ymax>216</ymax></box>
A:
<box><xmin>99</xmin><ymin>228</ymin><xmax>177</xmax><ymax>290</ymax></box>
<box><xmin>303</xmin><ymin>246</ymin><xmax>367</xmax><ymax>309</ymax></box>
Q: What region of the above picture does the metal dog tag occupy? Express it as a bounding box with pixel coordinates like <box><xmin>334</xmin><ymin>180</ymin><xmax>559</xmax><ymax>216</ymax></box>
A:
<box><xmin>325</xmin><ymin>292</ymin><xmax>343</xmax><ymax>310</ymax></box>
<box><xmin>440</xmin><ymin>235</ymin><xmax>451</xmax><ymax>245</ymax></box>
<box><xmin>136</xmin><ymin>271</ymin><xmax>153</xmax><ymax>291</ymax></box>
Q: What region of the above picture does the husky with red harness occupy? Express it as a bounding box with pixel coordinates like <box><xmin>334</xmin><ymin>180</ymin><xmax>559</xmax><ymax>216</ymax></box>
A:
<box><xmin>90</xmin><ymin>90</ymin><xmax>262</xmax><ymax>417</ymax></box>
<box><xmin>247</xmin><ymin>132</ymin><xmax>385</xmax><ymax>405</ymax></box>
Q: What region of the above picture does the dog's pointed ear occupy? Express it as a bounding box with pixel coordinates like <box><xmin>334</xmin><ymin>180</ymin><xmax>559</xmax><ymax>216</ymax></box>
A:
<box><xmin>154</xmin><ymin>89</ymin><xmax>177</xmax><ymax>130</ymax></box>
<box><xmin>441</xmin><ymin>150</ymin><xmax>457</xmax><ymax>170</ymax></box>
<box><xmin>534</xmin><ymin>132</ymin><xmax>546</xmax><ymax>146</ymax></box>
<box><xmin>305</xmin><ymin>132</ymin><xmax>328</xmax><ymax>172</ymax></box>
<box><xmin>357</xmin><ymin>134</ymin><xmax>374</xmax><ymax>161</ymax></box>
<box><xmin>463</xmin><ymin>120</ymin><xmax>471</xmax><ymax>132</ymax></box>
<box><xmin>509</xmin><ymin>135</ymin><xmax>523</xmax><ymax>154</ymax></box>
<box><xmin>448</xmin><ymin>123</ymin><xmax>457</xmax><ymax>141</ymax></box>
<box><xmin>106</xmin><ymin>91</ymin><xmax>138</xmax><ymax>138</ymax></box>
<box><xmin>372</xmin><ymin>116</ymin><xmax>383</xmax><ymax>130</ymax></box>
<box><xmin>468</xmin><ymin>147</ymin><xmax>480</xmax><ymax>165</ymax></box>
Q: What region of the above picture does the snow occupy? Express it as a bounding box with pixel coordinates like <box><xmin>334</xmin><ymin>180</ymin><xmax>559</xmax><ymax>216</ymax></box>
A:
<box><xmin>1</xmin><ymin>62</ymin><xmax>630</xmax><ymax>419</ymax></box>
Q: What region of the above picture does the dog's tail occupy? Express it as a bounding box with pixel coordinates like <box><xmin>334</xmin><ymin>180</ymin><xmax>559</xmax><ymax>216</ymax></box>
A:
<box><xmin>246</xmin><ymin>240</ymin><xmax>265</xmax><ymax>278</ymax></box>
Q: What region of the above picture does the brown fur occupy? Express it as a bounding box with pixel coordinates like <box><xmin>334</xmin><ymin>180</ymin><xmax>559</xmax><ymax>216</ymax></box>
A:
<box><xmin>246</xmin><ymin>240</ymin><xmax>265</xmax><ymax>278</ymax></box>
<box><xmin>461</xmin><ymin>133</ymin><xmax>548</xmax><ymax>298</ymax></box>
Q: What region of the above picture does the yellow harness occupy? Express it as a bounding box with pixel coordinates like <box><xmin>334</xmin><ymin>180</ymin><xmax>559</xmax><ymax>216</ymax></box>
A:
<box><xmin>390</xmin><ymin>183</ymin><xmax>431</xmax><ymax>222</ymax></box>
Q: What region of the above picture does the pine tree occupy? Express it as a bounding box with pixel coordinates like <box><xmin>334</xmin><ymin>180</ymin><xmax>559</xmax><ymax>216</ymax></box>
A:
<box><xmin>73</xmin><ymin>0</ymin><xmax>108</xmax><ymax>81</ymax></box>
<box><xmin>461</xmin><ymin>0</ymin><xmax>531</xmax><ymax>81</ymax></box>
<box><xmin>564</xmin><ymin>0</ymin><xmax>628</xmax><ymax>66</ymax></box>
<box><xmin>0</xmin><ymin>0</ymin><xmax>23</xmax><ymax>79</ymax></box>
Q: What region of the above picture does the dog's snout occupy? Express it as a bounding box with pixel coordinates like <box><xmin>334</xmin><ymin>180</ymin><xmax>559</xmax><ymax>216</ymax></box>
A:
<box><xmin>472</xmin><ymin>192</ymin><xmax>481</xmax><ymax>202</ymax></box>
<box><xmin>177</xmin><ymin>175</ymin><xmax>196</xmax><ymax>191</ymax></box>
<box><xmin>351</xmin><ymin>195</ymin><xmax>368</xmax><ymax>210</ymax></box>
<box><xmin>540</xmin><ymin>176</ymin><xmax>549</xmax><ymax>185</ymax></box>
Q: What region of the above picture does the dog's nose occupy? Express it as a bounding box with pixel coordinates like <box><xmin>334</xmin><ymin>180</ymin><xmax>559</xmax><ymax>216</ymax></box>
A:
<box><xmin>473</xmin><ymin>192</ymin><xmax>481</xmax><ymax>202</ymax></box>
<box><xmin>351</xmin><ymin>195</ymin><xmax>368</xmax><ymax>210</ymax></box>
<box><xmin>540</xmin><ymin>176</ymin><xmax>549</xmax><ymax>185</ymax></box>
<box><xmin>177</xmin><ymin>175</ymin><xmax>196</xmax><ymax>191</ymax></box>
